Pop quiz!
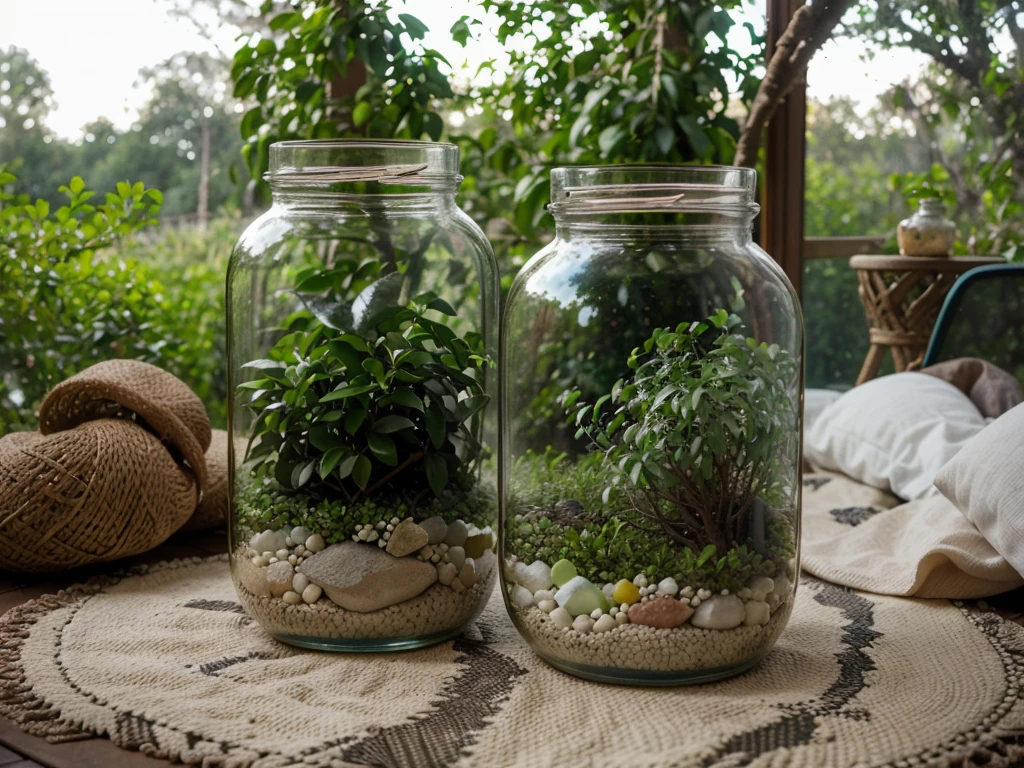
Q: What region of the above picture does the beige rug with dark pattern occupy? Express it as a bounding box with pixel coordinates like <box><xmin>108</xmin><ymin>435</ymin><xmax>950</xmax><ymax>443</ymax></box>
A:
<box><xmin>2</xmin><ymin>492</ymin><xmax>1023</xmax><ymax>767</ymax></box>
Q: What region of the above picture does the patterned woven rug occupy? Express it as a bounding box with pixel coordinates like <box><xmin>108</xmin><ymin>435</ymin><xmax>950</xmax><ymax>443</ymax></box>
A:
<box><xmin>1</xmin><ymin>556</ymin><xmax>1022</xmax><ymax>768</ymax></box>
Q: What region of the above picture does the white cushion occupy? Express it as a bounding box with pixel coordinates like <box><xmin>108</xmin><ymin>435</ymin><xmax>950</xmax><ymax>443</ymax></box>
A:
<box><xmin>935</xmin><ymin>403</ymin><xmax>1024</xmax><ymax>578</ymax></box>
<box><xmin>805</xmin><ymin>372</ymin><xmax>987</xmax><ymax>501</ymax></box>
<box><xmin>804</xmin><ymin>388</ymin><xmax>842</xmax><ymax>436</ymax></box>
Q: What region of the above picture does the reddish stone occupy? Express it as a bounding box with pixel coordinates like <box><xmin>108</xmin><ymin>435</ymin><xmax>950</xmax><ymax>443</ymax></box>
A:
<box><xmin>627</xmin><ymin>597</ymin><xmax>694</xmax><ymax>628</ymax></box>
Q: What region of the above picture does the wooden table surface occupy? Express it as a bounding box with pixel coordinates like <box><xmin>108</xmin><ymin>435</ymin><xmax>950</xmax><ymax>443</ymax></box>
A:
<box><xmin>1</xmin><ymin>529</ymin><xmax>1022</xmax><ymax>767</ymax></box>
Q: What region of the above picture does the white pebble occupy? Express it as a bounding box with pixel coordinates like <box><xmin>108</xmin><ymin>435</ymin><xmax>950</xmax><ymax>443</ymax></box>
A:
<box><xmin>451</xmin><ymin>579</ymin><xmax>467</xmax><ymax>593</ymax></box>
<box><xmin>285</xmin><ymin>537</ymin><xmax>293</xmax><ymax>547</ymax></box>
<box><xmin>633</xmin><ymin>574</ymin><xmax>648</xmax><ymax>588</ymax></box>
<box><xmin>744</xmin><ymin>600</ymin><xmax>771</xmax><ymax>626</ymax></box>
<box><xmin>294</xmin><ymin>545</ymin><xmax>306</xmax><ymax>556</ymax></box>
<box><xmin>698</xmin><ymin>588</ymin><xmax>712</xmax><ymax>600</ymax></box>
<box><xmin>721</xmin><ymin>589</ymin><xmax>730</xmax><ymax>596</ymax></box>
<box><xmin>609</xmin><ymin>606</ymin><xmax>619</xmax><ymax>617</ymax></box>
<box><xmin>290</xmin><ymin>526</ymin><xmax>310</xmax><ymax>544</ymax></box>
<box><xmin>691</xmin><ymin>596</ymin><xmax>701</xmax><ymax>608</ymax></box>
<box><xmin>275</xmin><ymin>548</ymin><xmax>290</xmax><ymax>560</ymax></box>
<box><xmin>534</xmin><ymin>589</ymin><xmax>555</xmax><ymax>602</ymax></box>
<box><xmin>593</xmin><ymin>614</ymin><xmax>617</xmax><ymax>633</ymax></box>
<box><xmin>590</xmin><ymin>608</ymin><xmax>603</xmax><ymax>620</ymax></box>
<box><xmin>458</xmin><ymin>560</ymin><xmax>477</xmax><ymax>588</ymax></box>
<box><xmin>268</xmin><ymin>557</ymin><xmax>278</xmax><ymax>564</ymax></box>
<box><xmin>386</xmin><ymin>524</ymin><xmax>394</xmax><ymax>532</ymax></box>
<box><xmin>287</xmin><ymin>555</ymin><xmax>298</xmax><ymax>565</ymax></box>
<box><xmin>681</xmin><ymin>586</ymin><xmax>694</xmax><ymax>598</ymax></box>
<box><xmin>620</xmin><ymin>603</ymin><xmax>630</xmax><ymax>613</ymax></box>
<box><xmin>537</xmin><ymin>599</ymin><xmax>556</xmax><ymax>614</ymax></box>
<box><xmin>249</xmin><ymin>555</ymin><xmax>263</xmax><ymax>566</ymax></box>
<box><xmin>572</xmin><ymin>615</ymin><xmax>595</xmax><ymax>634</ymax></box>
<box><xmin>550</xmin><ymin>607</ymin><xmax>573</xmax><ymax>629</ymax></box>
<box><xmin>657</xmin><ymin>577</ymin><xmax>679</xmax><ymax>596</ymax></box>
<box><xmin>615</xmin><ymin>611</ymin><xmax>629</xmax><ymax>624</ymax></box>
<box><xmin>282</xmin><ymin>591</ymin><xmax>302</xmax><ymax>605</ymax></box>
<box><xmin>601</xmin><ymin>583</ymin><xmax>616</xmax><ymax>604</ymax></box>
<box><xmin>292</xmin><ymin>573</ymin><xmax>310</xmax><ymax>593</ymax></box>
<box><xmin>357</xmin><ymin>529</ymin><xmax>370</xmax><ymax>541</ymax></box>
<box><xmin>351</xmin><ymin>535</ymin><xmax>360</xmax><ymax>542</ymax></box>
<box><xmin>366</xmin><ymin>531</ymin><xmax>379</xmax><ymax>542</ymax></box>
<box><xmin>378</xmin><ymin>539</ymin><xmax>387</xmax><ymax>548</ymax></box>
<box><xmin>302</xmin><ymin>584</ymin><xmax>322</xmax><ymax>604</ymax></box>
<box><xmin>375</xmin><ymin>520</ymin><xmax>387</xmax><ymax>530</ymax></box>
<box><xmin>639</xmin><ymin>587</ymin><xmax>649</xmax><ymax>597</ymax></box>
<box><xmin>748</xmin><ymin>575</ymin><xmax>775</xmax><ymax>602</ymax></box>
<box><xmin>305</xmin><ymin>534</ymin><xmax>325</xmax><ymax>553</ymax></box>
<box><xmin>512</xmin><ymin>585</ymin><xmax>534</xmax><ymax>608</ymax></box>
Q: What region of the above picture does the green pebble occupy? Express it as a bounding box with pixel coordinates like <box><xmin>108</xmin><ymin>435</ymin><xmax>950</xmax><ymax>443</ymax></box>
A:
<box><xmin>518</xmin><ymin>522</ymin><xmax>533</xmax><ymax>536</ymax></box>
<box><xmin>538</xmin><ymin>517</ymin><xmax>550</xmax><ymax>530</ymax></box>
<box><xmin>551</xmin><ymin>559</ymin><xmax>577</xmax><ymax>587</ymax></box>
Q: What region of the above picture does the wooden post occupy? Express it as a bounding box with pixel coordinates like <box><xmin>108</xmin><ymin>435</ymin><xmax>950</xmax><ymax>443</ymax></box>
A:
<box><xmin>762</xmin><ymin>0</ymin><xmax>807</xmax><ymax>298</ymax></box>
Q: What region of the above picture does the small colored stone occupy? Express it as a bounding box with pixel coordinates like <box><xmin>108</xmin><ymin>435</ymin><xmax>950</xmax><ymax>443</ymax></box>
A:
<box><xmin>627</xmin><ymin>597</ymin><xmax>694</xmax><ymax>628</ymax></box>
<box><xmin>612</xmin><ymin>579</ymin><xmax>641</xmax><ymax>605</ymax></box>
<box><xmin>554</xmin><ymin>575</ymin><xmax>609</xmax><ymax>617</ymax></box>
<box><xmin>448</xmin><ymin>546</ymin><xmax>466</xmax><ymax>571</ymax></box>
<box><xmin>419</xmin><ymin>516</ymin><xmax>448</xmax><ymax>545</ymax></box>
<box><xmin>386</xmin><ymin>520</ymin><xmax>429</xmax><ymax>557</ymax></box>
<box><xmin>550</xmin><ymin>559</ymin><xmax>577</xmax><ymax>587</ymax></box>
<box><xmin>443</xmin><ymin>520</ymin><xmax>469</xmax><ymax>547</ymax></box>
<box><xmin>463</xmin><ymin>531</ymin><xmax>493</xmax><ymax>559</ymax></box>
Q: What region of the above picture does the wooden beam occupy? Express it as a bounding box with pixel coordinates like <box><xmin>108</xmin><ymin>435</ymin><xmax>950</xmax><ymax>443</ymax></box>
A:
<box><xmin>803</xmin><ymin>236</ymin><xmax>887</xmax><ymax>260</ymax></box>
<box><xmin>761</xmin><ymin>0</ymin><xmax>807</xmax><ymax>298</ymax></box>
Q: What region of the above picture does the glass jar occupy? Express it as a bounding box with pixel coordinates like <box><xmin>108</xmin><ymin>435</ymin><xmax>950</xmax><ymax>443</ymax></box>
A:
<box><xmin>897</xmin><ymin>199</ymin><xmax>955</xmax><ymax>257</ymax></box>
<box><xmin>500</xmin><ymin>166</ymin><xmax>803</xmax><ymax>684</ymax></box>
<box><xmin>227</xmin><ymin>140</ymin><xmax>499</xmax><ymax>651</ymax></box>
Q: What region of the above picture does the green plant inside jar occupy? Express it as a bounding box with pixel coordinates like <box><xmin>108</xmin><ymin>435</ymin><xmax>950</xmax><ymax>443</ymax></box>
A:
<box><xmin>233</xmin><ymin>261</ymin><xmax>497</xmax><ymax>632</ymax></box>
<box><xmin>505</xmin><ymin>310</ymin><xmax>798</xmax><ymax>638</ymax></box>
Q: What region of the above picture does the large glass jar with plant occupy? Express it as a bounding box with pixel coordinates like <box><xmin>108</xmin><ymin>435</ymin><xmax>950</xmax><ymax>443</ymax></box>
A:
<box><xmin>500</xmin><ymin>166</ymin><xmax>803</xmax><ymax>684</ymax></box>
<box><xmin>228</xmin><ymin>140</ymin><xmax>498</xmax><ymax>651</ymax></box>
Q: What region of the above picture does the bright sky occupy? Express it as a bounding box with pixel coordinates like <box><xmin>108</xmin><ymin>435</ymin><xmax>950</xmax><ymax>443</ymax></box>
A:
<box><xmin>0</xmin><ymin>0</ymin><xmax>930</xmax><ymax>140</ymax></box>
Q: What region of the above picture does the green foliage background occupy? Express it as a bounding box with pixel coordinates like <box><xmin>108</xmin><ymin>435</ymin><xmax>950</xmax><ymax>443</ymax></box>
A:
<box><xmin>2</xmin><ymin>0</ymin><xmax>1023</xmax><ymax>432</ymax></box>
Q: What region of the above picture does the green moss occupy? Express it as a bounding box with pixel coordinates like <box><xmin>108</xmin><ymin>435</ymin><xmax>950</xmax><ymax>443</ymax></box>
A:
<box><xmin>236</xmin><ymin>480</ymin><xmax>495</xmax><ymax>545</ymax></box>
<box><xmin>506</xmin><ymin>453</ymin><xmax>797</xmax><ymax>592</ymax></box>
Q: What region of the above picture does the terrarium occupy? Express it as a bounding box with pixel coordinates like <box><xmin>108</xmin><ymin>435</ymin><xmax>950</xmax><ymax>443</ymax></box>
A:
<box><xmin>500</xmin><ymin>166</ymin><xmax>803</xmax><ymax>684</ymax></box>
<box><xmin>227</xmin><ymin>140</ymin><xmax>499</xmax><ymax>651</ymax></box>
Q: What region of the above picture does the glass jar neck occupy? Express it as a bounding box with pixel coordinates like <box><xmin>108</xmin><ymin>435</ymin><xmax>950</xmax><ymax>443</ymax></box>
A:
<box><xmin>554</xmin><ymin>218</ymin><xmax>752</xmax><ymax>246</ymax></box>
<box><xmin>548</xmin><ymin>165</ymin><xmax>758</xmax><ymax>245</ymax></box>
<box><xmin>266</xmin><ymin>139</ymin><xmax>461</xmax><ymax>213</ymax></box>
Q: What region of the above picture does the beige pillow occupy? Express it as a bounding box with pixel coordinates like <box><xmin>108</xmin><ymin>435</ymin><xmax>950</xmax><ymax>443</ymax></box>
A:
<box><xmin>935</xmin><ymin>403</ymin><xmax>1024</xmax><ymax>579</ymax></box>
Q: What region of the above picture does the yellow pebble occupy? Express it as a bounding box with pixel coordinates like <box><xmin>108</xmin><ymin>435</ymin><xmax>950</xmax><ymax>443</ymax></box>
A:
<box><xmin>613</xmin><ymin>579</ymin><xmax>640</xmax><ymax>605</ymax></box>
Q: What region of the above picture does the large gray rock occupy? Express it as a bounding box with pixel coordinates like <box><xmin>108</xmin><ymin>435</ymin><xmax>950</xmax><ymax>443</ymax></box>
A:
<box><xmin>297</xmin><ymin>542</ymin><xmax>437</xmax><ymax>613</ymax></box>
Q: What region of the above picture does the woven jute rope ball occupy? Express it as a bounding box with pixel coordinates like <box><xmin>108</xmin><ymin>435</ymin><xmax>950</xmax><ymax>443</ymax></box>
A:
<box><xmin>0</xmin><ymin>360</ymin><xmax>212</xmax><ymax>573</ymax></box>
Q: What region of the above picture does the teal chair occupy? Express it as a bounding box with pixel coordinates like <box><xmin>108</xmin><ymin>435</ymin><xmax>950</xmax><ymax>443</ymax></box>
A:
<box><xmin>923</xmin><ymin>263</ymin><xmax>1024</xmax><ymax>381</ymax></box>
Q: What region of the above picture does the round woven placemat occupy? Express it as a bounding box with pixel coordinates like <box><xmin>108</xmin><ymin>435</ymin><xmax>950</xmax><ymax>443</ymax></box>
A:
<box><xmin>1</xmin><ymin>557</ymin><xmax>1022</xmax><ymax>768</ymax></box>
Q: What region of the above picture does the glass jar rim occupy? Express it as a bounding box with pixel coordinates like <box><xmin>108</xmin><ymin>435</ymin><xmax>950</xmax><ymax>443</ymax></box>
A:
<box><xmin>549</xmin><ymin>165</ymin><xmax>757</xmax><ymax>216</ymax></box>
<box><xmin>266</xmin><ymin>139</ymin><xmax>461</xmax><ymax>190</ymax></box>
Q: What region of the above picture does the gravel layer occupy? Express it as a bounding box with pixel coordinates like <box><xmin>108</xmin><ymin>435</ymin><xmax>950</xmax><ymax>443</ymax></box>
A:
<box><xmin>516</xmin><ymin>598</ymin><xmax>793</xmax><ymax>673</ymax></box>
<box><xmin>234</xmin><ymin>553</ymin><xmax>496</xmax><ymax>641</ymax></box>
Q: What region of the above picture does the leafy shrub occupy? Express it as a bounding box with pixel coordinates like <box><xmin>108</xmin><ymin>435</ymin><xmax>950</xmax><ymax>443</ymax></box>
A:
<box><xmin>241</xmin><ymin>289</ymin><xmax>491</xmax><ymax>504</ymax></box>
<box><xmin>0</xmin><ymin>168</ymin><xmax>230</xmax><ymax>432</ymax></box>
<box><xmin>564</xmin><ymin>309</ymin><xmax>798</xmax><ymax>553</ymax></box>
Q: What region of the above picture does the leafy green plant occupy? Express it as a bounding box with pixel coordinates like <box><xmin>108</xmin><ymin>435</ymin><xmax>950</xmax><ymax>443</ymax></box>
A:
<box><xmin>563</xmin><ymin>309</ymin><xmax>798</xmax><ymax>554</ymax></box>
<box><xmin>0</xmin><ymin>167</ymin><xmax>231</xmax><ymax>433</ymax></box>
<box><xmin>241</xmin><ymin>290</ymin><xmax>490</xmax><ymax>503</ymax></box>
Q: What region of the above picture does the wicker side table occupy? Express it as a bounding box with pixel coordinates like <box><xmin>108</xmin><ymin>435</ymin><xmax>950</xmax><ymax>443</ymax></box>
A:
<box><xmin>849</xmin><ymin>255</ymin><xmax>1002</xmax><ymax>385</ymax></box>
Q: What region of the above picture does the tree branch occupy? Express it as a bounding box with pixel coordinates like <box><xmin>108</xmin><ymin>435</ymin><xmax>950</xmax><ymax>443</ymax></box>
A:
<box><xmin>735</xmin><ymin>0</ymin><xmax>857</xmax><ymax>168</ymax></box>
